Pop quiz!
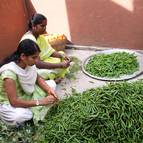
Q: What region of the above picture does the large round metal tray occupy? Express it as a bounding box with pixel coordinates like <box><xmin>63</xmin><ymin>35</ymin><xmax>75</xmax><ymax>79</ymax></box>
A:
<box><xmin>82</xmin><ymin>49</ymin><xmax>143</xmax><ymax>81</ymax></box>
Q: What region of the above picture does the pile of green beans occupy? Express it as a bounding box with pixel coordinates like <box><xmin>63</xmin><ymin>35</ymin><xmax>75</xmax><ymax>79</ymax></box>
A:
<box><xmin>36</xmin><ymin>80</ymin><xmax>143</xmax><ymax>143</ymax></box>
<box><xmin>85</xmin><ymin>52</ymin><xmax>139</xmax><ymax>78</ymax></box>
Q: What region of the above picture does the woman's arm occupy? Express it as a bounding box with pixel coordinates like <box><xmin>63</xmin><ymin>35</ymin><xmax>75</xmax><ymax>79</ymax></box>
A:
<box><xmin>36</xmin><ymin>57</ymin><xmax>70</xmax><ymax>69</ymax></box>
<box><xmin>36</xmin><ymin>75</ymin><xmax>58</xmax><ymax>99</ymax></box>
<box><xmin>51</xmin><ymin>51</ymin><xmax>71</xmax><ymax>61</ymax></box>
<box><xmin>51</xmin><ymin>51</ymin><xmax>64</xmax><ymax>59</ymax></box>
<box><xmin>36</xmin><ymin>59</ymin><xmax>64</xmax><ymax>69</ymax></box>
<box><xmin>4</xmin><ymin>78</ymin><xmax>57</xmax><ymax>108</ymax></box>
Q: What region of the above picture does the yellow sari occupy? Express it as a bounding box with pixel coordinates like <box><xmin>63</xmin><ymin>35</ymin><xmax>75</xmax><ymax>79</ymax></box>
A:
<box><xmin>21</xmin><ymin>32</ymin><xmax>68</xmax><ymax>79</ymax></box>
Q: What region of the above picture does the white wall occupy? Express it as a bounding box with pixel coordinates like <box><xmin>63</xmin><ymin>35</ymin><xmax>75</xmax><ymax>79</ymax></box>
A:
<box><xmin>31</xmin><ymin>0</ymin><xmax>71</xmax><ymax>40</ymax></box>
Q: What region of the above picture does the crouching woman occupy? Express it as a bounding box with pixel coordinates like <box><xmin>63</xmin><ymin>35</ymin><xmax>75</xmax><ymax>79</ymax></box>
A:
<box><xmin>0</xmin><ymin>39</ymin><xmax>58</xmax><ymax>126</ymax></box>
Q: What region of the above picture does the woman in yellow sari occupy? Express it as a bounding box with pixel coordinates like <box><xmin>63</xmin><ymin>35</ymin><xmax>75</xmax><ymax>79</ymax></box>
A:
<box><xmin>21</xmin><ymin>13</ymin><xmax>71</xmax><ymax>81</ymax></box>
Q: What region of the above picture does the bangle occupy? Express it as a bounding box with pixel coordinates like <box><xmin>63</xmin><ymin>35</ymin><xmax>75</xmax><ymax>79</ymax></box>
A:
<box><xmin>36</xmin><ymin>99</ymin><xmax>39</xmax><ymax>106</ymax></box>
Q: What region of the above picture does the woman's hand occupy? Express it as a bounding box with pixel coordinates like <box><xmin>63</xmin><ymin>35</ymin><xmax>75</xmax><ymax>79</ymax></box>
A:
<box><xmin>47</xmin><ymin>87</ymin><xmax>58</xmax><ymax>99</ymax></box>
<box><xmin>40</xmin><ymin>95</ymin><xmax>58</xmax><ymax>105</ymax></box>
<box><xmin>60</xmin><ymin>59</ymin><xmax>71</xmax><ymax>68</ymax></box>
<box><xmin>37</xmin><ymin>75</ymin><xmax>58</xmax><ymax>98</ymax></box>
<box><xmin>61</xmin><ymin>54</ymin><xmax>70</xmax><ymax>61</ymax></box>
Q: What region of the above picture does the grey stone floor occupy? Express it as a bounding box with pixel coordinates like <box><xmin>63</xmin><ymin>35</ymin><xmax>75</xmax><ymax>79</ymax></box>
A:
<box><xmin>56</xmin><ymin>48</ymin><xmax>143</xmax><ymax>99</ymax></box>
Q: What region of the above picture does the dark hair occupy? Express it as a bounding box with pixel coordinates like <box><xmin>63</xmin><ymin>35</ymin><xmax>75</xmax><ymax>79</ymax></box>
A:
<box><xmin>28</xmin><ymin>13</ymin><xmax>47</xmax><ymax>30</ymax></box>
<box><xmin>0</xmin><ymin>39</ymin><xmax>40</xmax><ymax>67</ymax></box>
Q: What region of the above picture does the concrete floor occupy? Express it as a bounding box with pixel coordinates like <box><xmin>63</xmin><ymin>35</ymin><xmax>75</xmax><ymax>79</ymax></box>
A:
<box><xmin>56</xmin><ymin>47</ymin><xmax>143</xmax><ymax>99</ymax></box>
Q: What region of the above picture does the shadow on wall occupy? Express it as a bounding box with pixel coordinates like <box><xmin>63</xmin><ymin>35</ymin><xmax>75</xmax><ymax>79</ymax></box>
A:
<box><xmin>65</xmin><ymin>0</ymin><xmax>143</xmax><ymax>49</ymax></box>
<box><xmin>0</xmin><ymin>0</ymin><xmax>35</xmax><ymax>61</ymax></box>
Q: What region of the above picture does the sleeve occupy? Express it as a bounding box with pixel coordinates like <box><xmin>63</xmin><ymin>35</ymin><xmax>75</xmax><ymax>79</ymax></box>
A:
<box><xmin>1</xmin><ymin>70</ymin><xmax>17</xmax><ymax>81</ymax></box>
<box><xmin>37</xmin><ymin>35</ymin><xmax>55</xmax><ymax>61</ymax></box>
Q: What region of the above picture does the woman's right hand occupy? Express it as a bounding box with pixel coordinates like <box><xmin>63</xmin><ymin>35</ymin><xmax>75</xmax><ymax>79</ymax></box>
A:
<box><xmin>60</xmin><ymin>60</ymin><xmax>71</xmax><ymax>68</ymax></box>
<box><xmin>41</xmin><ymin>95</ymin><xmax>58</xmax><ymax>105</ymax></box>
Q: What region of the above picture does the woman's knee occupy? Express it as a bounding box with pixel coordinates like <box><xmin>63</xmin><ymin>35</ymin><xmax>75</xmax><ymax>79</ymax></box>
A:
<box><xmin>45</xmin><ymin>80</ymin><xmax>56</xmax><ymax>90</ymax></box>
<box><xmin>14</xmin><ymin>108</ymin><xmax>33</xmax><ymax>124</ymax></box>
<box><xmin>0</xmin><ymin>105</ymin><xmax>33</xmax><ymax>126</ymax></box>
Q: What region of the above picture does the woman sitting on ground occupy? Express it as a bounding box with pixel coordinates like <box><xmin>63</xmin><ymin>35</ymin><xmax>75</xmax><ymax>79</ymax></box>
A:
<box><xmin>20</xmin><ymin>13</ymin><xmax>71</xmax><ymax>82</ymax></box>
<box><xmin>0</xmin><ymin>39</ymin><xmax>58</xmax><ymax>126</ymax></box>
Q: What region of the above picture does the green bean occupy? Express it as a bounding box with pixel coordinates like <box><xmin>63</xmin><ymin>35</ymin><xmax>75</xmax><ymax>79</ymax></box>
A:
<box><xmin>85</xmin><ymin>52</ymin><xmax>139</xmax><ymax>78</ymax></box>
<box><xmin>32</xmin><ymin>80</ymin><xmax>143</xmax><ymax>142</ymax></box>
<box><xmin>2</xmin><ymin>80</ymin><xmax>143</xmax><ymax>142</ymax></box>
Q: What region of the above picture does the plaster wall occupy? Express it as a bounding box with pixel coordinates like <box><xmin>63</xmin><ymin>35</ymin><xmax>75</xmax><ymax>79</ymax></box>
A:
<box><xmin>0</xmin><ymin>0</ymin><xmax>28</xmax><ymax>60</ymax></box>
<box><xmin>31</xmin><ymin>0</ymin><xmax>143</xmax><ymax>49</ymax></box>
<box><xmin>0</xmin><ymin>0</ymin><xmax>143</xmax><ymax>61</ymax></box>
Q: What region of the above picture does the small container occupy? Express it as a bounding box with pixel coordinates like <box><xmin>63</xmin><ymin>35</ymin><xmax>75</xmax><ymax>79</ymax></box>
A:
<box><xmin>44</xmin><ymin>34</ymin><xmax>68</xmax><ymax>51</ymax></box>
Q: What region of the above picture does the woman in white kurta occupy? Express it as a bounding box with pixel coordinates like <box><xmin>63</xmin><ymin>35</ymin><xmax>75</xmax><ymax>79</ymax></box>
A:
<box><xmin>0</xmin><ymin>39</ymin><xmax>58</xmax><ymax>126</ymax></box>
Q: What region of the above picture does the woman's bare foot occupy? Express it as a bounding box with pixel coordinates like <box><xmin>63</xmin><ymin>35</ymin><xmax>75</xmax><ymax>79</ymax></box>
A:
<box><xmin>54</xmin><ymin>78</ymin><xmax>64</xmax><ymax>84</ymax></box>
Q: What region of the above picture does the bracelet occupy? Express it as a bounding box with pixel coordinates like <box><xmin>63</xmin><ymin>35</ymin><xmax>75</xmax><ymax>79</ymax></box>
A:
<box><xmin>36</xmin><ymin>99</ymin><xmax>39</xmax><ymax>106</ymax></box>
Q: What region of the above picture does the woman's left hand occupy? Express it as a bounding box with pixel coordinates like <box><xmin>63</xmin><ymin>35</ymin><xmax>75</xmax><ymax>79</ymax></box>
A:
<box><xmin>47</xmin><ymin>88</ymin><xmax>58</xmax><ymax>99</ymax></box>
<box><xmin>62</xmin><ymin>54</ymin><xmax>71</xmax><ymax>62</ymax></box>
